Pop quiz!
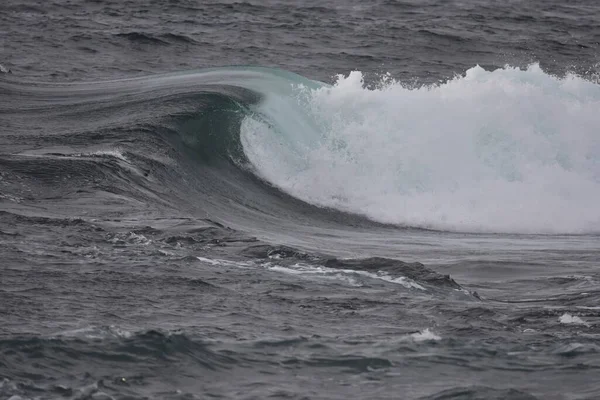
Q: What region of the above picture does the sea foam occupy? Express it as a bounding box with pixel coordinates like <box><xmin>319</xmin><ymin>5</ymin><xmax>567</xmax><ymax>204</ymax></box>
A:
<box><xmin>242</xmin><ymin>64</ymin><xmax>600</xmax><ymax>234</ymax></box>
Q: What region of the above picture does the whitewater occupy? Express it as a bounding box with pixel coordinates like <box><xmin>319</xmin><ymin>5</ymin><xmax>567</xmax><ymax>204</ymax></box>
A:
<box><xmin>242</xmin><ymin>64</ymin><xmax>600</xmax><ymax>234</ymax></box>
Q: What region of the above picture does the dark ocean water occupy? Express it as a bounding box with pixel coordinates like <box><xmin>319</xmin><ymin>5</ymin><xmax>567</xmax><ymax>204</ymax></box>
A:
<box><xmin>1</xmin><ymin>1</ymin><xmax>600</xmax><ymax>399</ymax></box>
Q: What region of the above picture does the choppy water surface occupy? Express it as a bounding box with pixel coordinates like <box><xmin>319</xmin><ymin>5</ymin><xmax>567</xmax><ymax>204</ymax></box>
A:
<box><xmin>1</xmin><ymin>1</ymin><xmax>600</xmax><ymax>399</ymax></box>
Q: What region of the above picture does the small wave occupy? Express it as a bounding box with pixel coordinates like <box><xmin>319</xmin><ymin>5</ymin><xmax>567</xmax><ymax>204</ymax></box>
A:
<box><xmin>552</xmin><ymin>342</ymin><xmax>600</xmax><ymax>357</ymax></box>
<box><xmin>264</xmin><ymin>263</ymin><xmax>376</xmax><ymax>288</ymax></box>
<box><xmin>161</xmin><ymin>33</ymin><xmax>198</xmax><ymax>44</ymax></box>
<box><xmin>417</xmin><ymin>29</ymin><xmax>467</xmax><ymax>42</ymax></box>
<box><xmin>196</xmin><ymin>256</ymin><xmax>252</xmax><ymax>268</ymax></box>
<box><xmin>282</xmin><ymin>355</ymin><xmax>392</xmax><ymax>373</ymax></box>
<box><xmin>197</xmin><ymin>254</ymin><xmax>424</xmax><ymax>289</ymax></box>
<box><xmin>240</xmin><ymin>245</ymin><xmax>472</xmax><ymax>294</ymax></box>
<box><xmin>114</xmin><ymin>32</ymin><xmax>169</xmax><ymax>45</ymax></box>
<box><xmin>79</xmin><ymin>149</ymin><xmax>129</xmax><ymax>162</ymax></box>
<box><xmin>55</xmin><ymin>325</ymin><xmax>134</xmax><ymax>339</ymax></box>
<box><xmin>115</xmin><ymin>32</ymin><xmax>199</xmax><ymax>46</ymax></box>
<box><xmin>2</xmin><ymin>329</ymin><xmax>235</xmax><ymax>366</ymax></box>
<box><xmin>0</xmin><ymin>210</ymin><xmax>89</xmax><ymax>227</ymax></box>
<box><xmin>422</xmin><ymin>386</ymin><xmax>539</xmax><ymax>400</ymax></box>
<box><xmin>411</xmin><ymin>328</ymin><xmax>442</xmax><ymax>342</ymax></box>
<box><xmin>324</xmin><ymin>257</ymin><xmax>461</xmax><ymax>291</ymax></box>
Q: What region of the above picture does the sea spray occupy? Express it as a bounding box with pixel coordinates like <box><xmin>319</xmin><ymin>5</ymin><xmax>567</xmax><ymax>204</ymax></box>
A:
<box><xmin>242</xmin><ymin>64</ymin><xmax>600</xmax><ymax>234</ymax></box>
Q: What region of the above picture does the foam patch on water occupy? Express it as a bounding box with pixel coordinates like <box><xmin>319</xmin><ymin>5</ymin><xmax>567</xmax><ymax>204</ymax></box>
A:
<box><xmin>196</xmin><ymin>256</ymin><xmax>252</xmax><ymax>268</ymax></box>
<box><xmin>559</xmin><ymin>313</ymin><xmax>589</xmax><ymax>326</ymax></box>
<box><xmin>411</xmin><ymin>328</ymin><xmax>442</xmax><ymax>342</ymax></box>
<box><xmin>82</xmin><ymin>149</ymin><xmax>129</xmax><ymax>162</ymax></box>
<box><xmin>242</xmin><ymin>64</ymin><xmax>600</xmax><ymax>234</ymax></box>
<box><xmin>266</xmin><ymin>263</ymin><xmax>362</xmax><ymax>287</ymax></box>
<box><xmin>55</xmin><ymin>325</ymin><xmax>133</xmax><ymax>339</ymax></box>
<box><xmin>108</xmin><ymin>232</ymin><xmax>152</xmax><ymax>246</ymax></box>
<box><xmin>0</xmin><ymin>193</ymin><xmax>23</xmax><ymax>203</ymax></box>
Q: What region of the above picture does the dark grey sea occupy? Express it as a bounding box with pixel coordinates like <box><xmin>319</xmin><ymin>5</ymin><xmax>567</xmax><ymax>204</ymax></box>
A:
<box><xmin>1</xmin><ymin>1</ymin><xmax>600</xmax><ymax>399</ymax></box>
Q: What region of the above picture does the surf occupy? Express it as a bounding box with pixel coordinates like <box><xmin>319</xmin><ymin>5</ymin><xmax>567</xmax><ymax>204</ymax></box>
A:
<box><xmin>241</xmin><ymin>64</ymin><xmax>600</xmax><ymax>234</ymax></box>
<box><xmin>2</xmin><ymin>65</ymin><xmax>599</xmax><ymax>235</ymax></box>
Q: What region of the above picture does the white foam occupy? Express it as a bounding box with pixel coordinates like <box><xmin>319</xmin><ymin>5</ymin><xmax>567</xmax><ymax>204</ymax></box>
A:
<box><xmin>107</xmin><ymin>325</ymin><xmax>134</xmax><ymax>339</ymax></box>
<box><xmin>411</xmin><ymin>328</ymin><xmax>441</xmax><ymax>342</ymax></box>
<box><xmin>108</xmin><ymin>232</ymin><xmax>151</xmax><ymax>246</ymax></box>
<box><xmin>83</xmin><ymin>149</ymin><xmax>129</xmax><ymax>162</ymax></box>
<box><xmin>0</xmin><ymin>193</ymin><xmax>23</xmax><ymax>203</ymax></box>
<box><xmin>264</xmin><ymin>262</ymin><xmax>425</xmax><ymax>290</ymax></box>
<box><xmin>196</xmin><ymin>255</ymin><xmax>425</xmax><ymax>289</ymax></box>
<box><xmin>196</xmin><ymin>256</ymin><xmax>252</xmax><ymax>268</ymax></box>
<box><xmin>559</xmin><ymin>313</ymin><xmax>589</xmax><ymax>326</ymax></box>
<box><xmin>196</xmin><ymin>256</ymin><xmax>221</xmax><ymax>265</ymax></box>
<box><xmin>55</xmin><ymin>325</ymin><xmax>133</xmax><ymax>339</ymax></box>
<box><xmin>242</xmin><ymin>64</ymin><xmax>600</xmax><ymax>234</ymax></box>
<box><xmin>127</xmin><ymin>232</ymin><xmax>151</xmax><ymax>245</ymax></box>
<box><xmin>265</xmin><ymin>263</ymin><xmax>362</xmax><ymax>287</ymax></box>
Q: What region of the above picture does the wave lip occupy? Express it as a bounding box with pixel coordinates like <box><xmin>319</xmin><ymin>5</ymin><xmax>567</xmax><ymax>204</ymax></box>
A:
<box><xmin>241</xmin><ymin>64</ymin><xmax>600</xmax><ymax>234</ymax></box>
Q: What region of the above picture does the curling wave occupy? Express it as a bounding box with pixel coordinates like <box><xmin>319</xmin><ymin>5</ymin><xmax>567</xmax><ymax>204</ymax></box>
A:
<box><xmin>2</xmin><ymin>65</ymin><xmax>599</xmax><ymax>235</ymax></box>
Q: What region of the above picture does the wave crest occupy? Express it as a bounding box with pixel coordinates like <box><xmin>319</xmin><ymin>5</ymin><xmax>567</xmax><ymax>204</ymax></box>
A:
<box><xmin>242</xmin><ymin>64</ymin><xmax>600</xmax><ymax>234</ymax></box>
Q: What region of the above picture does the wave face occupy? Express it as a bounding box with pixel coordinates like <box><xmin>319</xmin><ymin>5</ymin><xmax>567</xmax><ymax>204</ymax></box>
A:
<box><xmin>241</xmin><ymin>64</ymin><xmax>600</xmax><ymax>234</ymax></box>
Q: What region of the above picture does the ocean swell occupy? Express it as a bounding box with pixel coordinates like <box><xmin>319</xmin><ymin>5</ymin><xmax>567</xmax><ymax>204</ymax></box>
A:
<box><xmin>3</xmin><ymin>65</ymin><xmax>599</xmax><ymax>234</ymax></box>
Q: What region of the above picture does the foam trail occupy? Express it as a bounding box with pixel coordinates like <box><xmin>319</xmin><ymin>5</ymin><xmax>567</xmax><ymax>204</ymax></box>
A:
<box><xmin>264</xmin><ymin>262</ymin><xmax>425</xmax><ymax>290</ymax></box>
<box><xmin>242</xmin><ymin>64</ymin><xmax>600</xmax><ymax>234</ymax></box>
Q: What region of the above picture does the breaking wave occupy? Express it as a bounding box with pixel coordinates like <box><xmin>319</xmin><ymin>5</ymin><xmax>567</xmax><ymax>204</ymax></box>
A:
<box><xmin>242</xmin><ymin>64</ymin><xmax>600</xmax><ymax>234</ymax></box>
<box><xmin>3</xmin><ymin>64</ymin><xmax>599</xmax><ymax>234</ymax></box>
